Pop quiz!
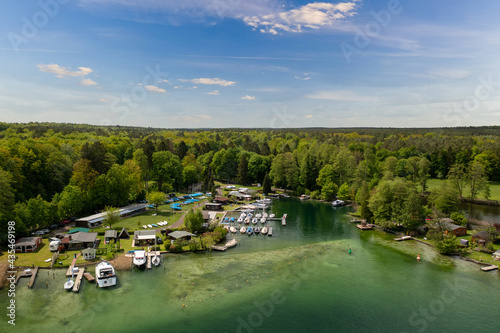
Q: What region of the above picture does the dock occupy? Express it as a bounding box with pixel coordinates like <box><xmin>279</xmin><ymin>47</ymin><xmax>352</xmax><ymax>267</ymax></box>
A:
<box><xmin>147</xmin><ymin>253</ymin><xmax>152</xmax><ymax>269</ymax></box>
<box><xmin>16</xmin><ymin>266</ymin><xmax>39</xmax><ymax>288</ymax></box>
<box><xmin>66</xmin><ymin>256</ymin><xmax>78</xmax><ymax>277</ymax></box>
<box><xmin>481</xmin><ymin>265</ymin><xmax>498</xmax><ymax>272</ymax></box>
<box><xmin>72</xmin><ymin>268</ymin><xmax>85</xmax><ymax>292</ymax></box>
<box><xmin>268</xmin><ymin>227</ymin><xmax>273</xmax><ymax>236</ymax></box>
<box><xmin>83</xmin><ymin>272</ymin><xmax>95</xmax><ymax>283</ymax></box>
<box><xmin>281</xmin><ymin>213</ymin><xmax>287</xmax><ymax>226</ymax></box>
<box><xmin>395</xmin><ymin>236</ymin><xmax>413</xmax><ymax>241</ymax></box>
<box><xmin>356</xmin><ymin>223</ymin><xmax>374</xmax><ymax>230</ymax></box>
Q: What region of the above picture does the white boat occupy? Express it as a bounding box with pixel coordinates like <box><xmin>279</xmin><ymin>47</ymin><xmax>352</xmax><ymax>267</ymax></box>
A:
<box><xmin>237</xmin><ymin>218</ymin><xmax>243</xmax><ymax>223</ymax></box>
<box><xmin>256</xmin><ymin>199</ymin><xmax>272</xmax><ymax>204</ymax></box>
<box><xmin>230</xmin><ymin>226</ymin><xmax>237</xmax><ymax>233</ymax></box>
<box><xmin>256</xmin><ymin>213</ymin><xmax>262</xmax><ymax>218</ymax></box>
<box><xmin>253</xmin><ymin>203</ymin><xmax>268</xmax><ymax>209</ymax></box>
<box><xmin>240</xmin><ymin>213</ymin><xmax>246</xmax><ymax>218</ymax></box>
<box><xmin>263</xmin><ymin>212</ymin><xmax>268</xmax><ymax>218</ymax></box>
<box><xmin>260</xmin><ymin>218</ymin><xmax>266</xmax><ymax>224</ymax></box>
<box><xmin>244</xmin><ymin>217</ymin><xmax>250</xmax><ymax>224</ymax></box>
<box><xmin>332</xmin><ymin>199</ymin><xmax>345</xmax><ymax>207</ymax></box>
<box><xmin>147</xmin><ymin>224</ymin><xmax>153</xmax><ymax>228</ymax></box>
<box><xmin>133</xmin><ymin>250</ymin><xmax>147</xmax><ymax>269</ymax></box>
<box><xmin>152</xmin><ymin>255</ymin><xmax>161</xmax><ymax>266</ymax></box>
<box><xmin>252</xmin><ymin>218</ymin><xmax>258</xmax><ymax>224</ymax></box>
<box><xmin>64</xmin><ymin>278</ymin><xmax>74</xmax><ymax>291</ymax></box>
<box><xmin>240</xmin><ymin>226</ymin><xmax>246</xmax><ymax>234</ymax></box>
<box><xmin>299</xmin><ymin>194</ymin><xmax>310</xmax><ymax>200</ymax></box>
<box><xmin>269</xmin><ymin>214</ymin><xmax>275</xmax><ymax>218</ymax></box>
<box><xmin>261</xmin><ymin>226</ymin><xmax>268</xmax><ymax>235</ymax></box>
<box><xmin>225</xmin><ymin>239</ymin><xmax>237</xmax><ymax>248</ymax></box>
<box><xmin>143</xmin><ymin>225</ymin><xmax>148</xmax><ymax>229</ymax></box>
<box><xmin>95</xmin><ymin>261</ymin><xmax>117</xmax><ymax>288</ymax></box>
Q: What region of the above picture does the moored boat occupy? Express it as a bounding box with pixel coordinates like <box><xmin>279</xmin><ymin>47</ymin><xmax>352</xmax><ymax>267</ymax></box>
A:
<box><xmin>240</xmin><ymin>226</ymin><xmax>246</xmax><ymax>233</ymax></box>
<box><xmin>255</xmin><ymin>227</ymin><xmax>261</xmax><ymax>234</ymax></box>
<box><xmin>230</xmin><ymin>226</ymin><xmax>237</xmax><ymax>233</ymax></box>
<box><xmin>244</xmin><ymin>217</ymin><xmax>250</xmax><ymax>224</ymax></box>
<box><xmin>246</xmin><ymin>227</ymin><xmax>253</xmax><ymax>234</ymax></box>
<box><xmin>152</xmin><ymin>255</ymin><xmax>160</xmax><ymax>267</ymax></box>
<box><xmin>260</xmin><ymin>218</ymin><xmax>266</xmax><ymax>224</ymax></box>
<box><xmin>95</xmin><ymin>261</ymin><xmax>117</xmax><ymax>288</ymax></box>
<box><xmin>133</xmin><ymin>250</ymin><xmax>147</xmax><ymax>269</ymax></box>
<box><xmin>225</xmin><ymin>239</ymin><xmax>237</xmax><ymax>248</ymax></box>
<box><xmin>261</xmin><ymin>226</ymin><xmax>268</xmax><ymax>235</ymax></box>
<box><xmin>64</xmin><ymin>278</ymin><xmax>74</xmax><ymax>291</ymax></box>
<box><xmin>252</xmin><ymin>218</ymin><xmax>258</xmax><ymax>224</ymax></box>
<box><xmin>332</xmin><ymin>199</ymin><xmax>345</xmax><ymax>207</ymax></box>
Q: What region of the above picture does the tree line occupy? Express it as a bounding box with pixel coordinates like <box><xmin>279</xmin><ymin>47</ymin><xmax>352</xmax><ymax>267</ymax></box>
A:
<box><xmin>1</xmin><ymin>123</ymin><xmax>499</xmax><ymax>243</ymax></box>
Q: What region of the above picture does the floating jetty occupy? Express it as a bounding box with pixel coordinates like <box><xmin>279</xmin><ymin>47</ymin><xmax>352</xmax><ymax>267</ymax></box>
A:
<box><xmin>268</xmin><ymin>227</ymin><xmax>273</xmax><ymax>236</ymax></box>
<box><xmin>72</xmin><ymin>268</ymin><xmax>85</xmax><ymax>292</ymax></box>
<box><xmin>481</xmin><ymin>265</ymin><xmax>498</xmax><ymax>272</ymax></box>
<box><xmin>395</xmin><ymin>236</ymin><xmax>413</xmax><ymax>241</ymax></box>
<box><xmin>356</xmin><ymin>223</ymin><xmax>374</xmax><ymax>230</ymax></box>
<box><xmin>83</xmin><ymin>272</ymin><xmax>95</xmax><ymax>283</ymax></box>
<box><xmin>16</xmin><ymin>266</ymin><xmax>39</xmax><ymax>288</ymax></box>
<box><xmin>281</xmin><ymin>214</ymin><xmax>287</xmax><ymax>226</ymax></box>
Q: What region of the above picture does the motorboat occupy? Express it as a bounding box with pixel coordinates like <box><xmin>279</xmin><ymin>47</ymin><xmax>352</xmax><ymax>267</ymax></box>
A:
<box><xmin>332</xmin><ymin>199</ymin><xmax>345</xmax><ymax>207</ymax></box>
<box><xmin>269</xmin><ymin>214</ymin><xmax>275</xmax><ymax>218</ymax></box>
<box><xmin>240</xmin><ymin>213</ymin><xmax>246</xmax><ymax>218</ymax></box>
<box><xmin>252</xmin><ymin>218</ymin><xmax>258</xmax><ymax>224</ymax></box>
<box><xmin>260</xmin><ymin>218</ymin><xmax>266</xmax><ymax>224</ymax></box>
<box><xmin>256</xmin><ymin>213</ymin><xmax>262</xmax><ymax>218</ymax></box>
<box><xmin>225</xmin><ymin>239</ymin><xmax>237</xmax><ymax>248</ymax></box>
<box><xmin>64</xmin><ymin>278</ymin><xmax>74</xmax><ymax>291</ymax></box>
<box><xmin>152</xmin><ymin>255</ymin><xmax>161</xmax><ymax>267</ymax></box>
<box><xmin>230</xmin><ymin>226</ymin><xmax>237</xmax><ymax>233</ymax></box>
<box><xmin>240</xmin><ymin>226</ymin><xmax>247</xmax><ymax>234</ymax></box>
<box><xmin>256</xmin><ymin>199</ymin><xmax>272</xmax><ymax>204</ymax></box>
<box><xmin>133</xmin><ymin>250</ymin><xmax>147</xmax><ymax>269</ymax></box>
<box><xmin>95</xmin><ymin>261</ymin><xmax>117</xmax><ymax>288</ymax></box>
<box><xmin>261</xmin><ymin>226</ymin><xmax>268</xmax><ymax>235</ymax></box>
<box><xmin>244</xmin><ymin>217</ymin><xmax>250</xmax><ymax>224</ymax></box>
<box><xmin>246</xmin><ymin>227</ymin><xmax>253</xmax><ymax>235</ymax></box>
<box><xmin>299</xmin><ymin>194</ymin><xmax>310</xmax><ymax>200</ymax></box>
<box><xmin>263</xmin><ymin>212</ymin><xmax>268</xmax><ymax>218</ymax></box>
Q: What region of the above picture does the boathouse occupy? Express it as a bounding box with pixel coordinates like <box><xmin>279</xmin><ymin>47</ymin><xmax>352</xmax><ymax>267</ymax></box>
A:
<box><xmin>15</xmin><ymin>237</ymin><xmax>43</xmax><ymax>253</ymax></box>
<box><xmin>133</xmin><ymin>230</ymin><xmax>156</xmax><ymax>247</ymax></box>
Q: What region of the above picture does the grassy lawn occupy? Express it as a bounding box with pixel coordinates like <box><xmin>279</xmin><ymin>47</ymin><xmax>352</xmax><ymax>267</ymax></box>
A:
<box><xmin>424</xmin><ymin>179</ymin><xmax>500</xmax><ymax>201</ymax></box>
<box><xmin>90</xmin><ymin>210</ymin><xmax>183</xmax><ymax>234</ymax></box>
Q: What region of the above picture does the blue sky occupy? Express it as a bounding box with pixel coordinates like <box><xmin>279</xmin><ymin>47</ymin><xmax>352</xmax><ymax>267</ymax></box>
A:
<box><xmin>1</xmin><ymin>0</ymin><xmax>500</xmax><ymax>128</ymax></box>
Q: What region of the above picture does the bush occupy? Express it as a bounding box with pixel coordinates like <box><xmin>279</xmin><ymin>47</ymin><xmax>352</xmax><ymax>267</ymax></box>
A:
<box><xmin>436</xmin><ymin>235</ymin><xmax>458</xmax><ymax>254</ymax></box>
<box><xmin>450</xmin><ymin>212</ymin><xmax>467</xmax><ymax>227</ymax></box>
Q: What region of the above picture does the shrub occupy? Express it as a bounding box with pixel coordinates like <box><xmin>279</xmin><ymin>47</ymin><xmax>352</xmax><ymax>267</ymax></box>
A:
<box><xmin>436</xmin><ymin>235</ymin><xmax>458</xmax><ymax>254</ymax></box>
<box><xmin>450</xmin><ymin>212</ymin><xmax>467</xmax><ymax>227</ymax></box>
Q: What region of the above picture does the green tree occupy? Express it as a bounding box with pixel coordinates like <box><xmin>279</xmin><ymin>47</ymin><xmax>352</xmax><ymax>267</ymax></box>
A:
<box><xmin>0</xmin><ymin>168</ymin><xmax>15</xmax><ymax>223</ymax></box>
<box><xmin>52</xmin><ymin>185</ymin><xmax>84</xmax><ymax>219</ymax></box>
<box><xmin>262</xmin><ymin>173</ymin><xmax>272</xmax><ymax>195</ymax></box>
<box><xmin>152</xmin><ymin>151</ymin><xmax>184</xmax><ymax>191</ymax></box>
<box><xmin>236</xmin><ymin>152</ymin><xmax>250</xmax><ymax>185</ymax></box>
<box><xmin>468</xmin><ymin>161</ymin><xmax>487</xmax><ymax>200</ymax></box>
<box><xmin>269</xmin><ymin>153</ymin><xmax>299</xmax><ymax>190</ymax></box>
<box><xmin>248</xmin><ymin>154</ymin><xmax>271</xmax><ymax>184</ymax></box>
<box><xmin>133</xmin><ymin>148</ymin><xmax>150</xmax><ymax>188</ymax></box>
<box><xmin>418</xmin><ymin>157</ymin><xmax>431</xmax><ymax>194</ymax></box>
<box><xmin>430</xmin><ymin>181</ymin><xmax>459</xmax><ymax>215</ymax></box>
<box><xmin>146</xmin><ymin>191</ymin><xmax>166</xmax><ymax>212</ymax></box>
<box><xmin>337</xmin><ymin>183</ymin><xmax>350</xmax><ymax>200</ymax></box>
<box><xmin>450</xmin><ymin>212</ymin><xmax>467</xmax><ymax>227</ymax></box>
<box><xmin>333</xmin><ymin>147</ymin><xmax>355</xmax><ymax>184</ymax></box>
<box><xmin>185</xmin><ymin>208</ymin><xmax>203</xmax><ymax>233</ymax></box>
<box><xmin>104</xmin><ymin>206</ymin><xmax>120</xmax><ymax>228</ymax></box>
<box><xmin>183</xmin><ymin>165</ymin><xmax>200</xmax><ymax>188</ymax></box>
<box><xmin>401</xmin><ymin>189</ymin><xmax>425</xmax><ymax>231</ymax></box>
<box><xmin>436</xmin><ymin>235</ymin><xmax>458</xmax><ymax>254</ymax></box>
<box><xmin>321</xmin><ymin>182</ymin><xmax>338</xmax><ymax>201</ymax></box>
<box><xmin>447</xmin><ymin>164</ymin><xmax>466</xmax><ymax>197</ymax></box>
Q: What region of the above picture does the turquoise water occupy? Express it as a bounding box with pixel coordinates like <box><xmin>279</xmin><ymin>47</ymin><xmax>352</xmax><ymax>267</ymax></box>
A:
<box><xmin>2</xmin><ymin>198</ymin><xmax>500</xmax><ymax>332</ymax></box>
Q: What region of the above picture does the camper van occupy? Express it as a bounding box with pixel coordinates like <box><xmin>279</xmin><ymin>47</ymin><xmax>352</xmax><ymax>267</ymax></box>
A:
<box><xmin>49</xmin><ymin>238</ymin><xmax>61</xmax><ymax>252</ymax></box>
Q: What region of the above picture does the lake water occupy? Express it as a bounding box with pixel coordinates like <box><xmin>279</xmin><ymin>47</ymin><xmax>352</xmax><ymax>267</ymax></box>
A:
<box><xmin>2</xmin><ymin>198</ymin><xmax>500</xmax><ymax>332</ymax></box>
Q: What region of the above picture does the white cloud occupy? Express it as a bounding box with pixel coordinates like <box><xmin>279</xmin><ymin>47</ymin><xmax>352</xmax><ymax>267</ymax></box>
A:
<box><xmin>80</xmin><ymin>78</ymin><xmax>98</xmax><ymax>86</ymax></box>
<box><xmin>295</xmin><ymin>75</ymin><xmax>311</xmax><ymax>80</ymax></box>
<box><xmin>243</xmin><ymin>2</ymin><xmax>359</xmax><ymax>34</ymax></box>
<box><xmin>305</xmin><ymin>115</ymin><xmax>313</xmax><ymax>119</ymax></box>
<box><xmin>37</xmin><ymin>63</ymin><xmax>94</xmax><ymax>78</ymax></box>
<box><xmin>99</xmin><ymin>98</ymin><xmax>111</xmax><ymax>103</ymax></box>
<box><xmin>204</xmin><ymin>90</ymin><xmax>220</xmax><ymax>95</ymax></box>
<box><xmin>191</xmin><ymin>78</ymin><xmax>235</xmax><ymax>86</ymax></box>
<box><xmin>171</xmin><ymin>114</ymin><xmax>212</xmax><ymax>122</ymax></box>
<box><xmin>145</xmin><ymin>85</ymin><xmax>166</xmax><ymax>93</ymax></box>
<box><xmin>241</xmin><ymin>95</ymin><xmax>256</xmax><ymax>100</ymax></box>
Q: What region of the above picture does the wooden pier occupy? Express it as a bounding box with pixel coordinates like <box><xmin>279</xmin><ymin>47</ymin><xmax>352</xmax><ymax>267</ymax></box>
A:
<box><xmin>356</xmin><ymin>223</ymin><xmax>374</xmax><ymax>230</ymax></box>
<box><xmin>66</xmin><ymin>256</ymin><xmax>78</xmax><ymax>277</ymax></box>
<box><xmin>481</xmin><ymin>265</ymin><xmax>498</xmax><ymax>272</ymax></box>
<box><xmin>83</xmin><ymin>272</ymin><xmax>95</xmax><ymax>283</ymax></box>
<box><xmin>281</xmin><ymin>214</ymin><xmax>287</xmax><ymax>226</ymax></box>
<box><xmin>72</xmin><ymin>268</ymin><xmax>85</xmax><ymax>292</ymax></box>
<box><xmin>16</xmin><ymin>266</ymin><xmax>39</xmax><ymax>288</ymax></box>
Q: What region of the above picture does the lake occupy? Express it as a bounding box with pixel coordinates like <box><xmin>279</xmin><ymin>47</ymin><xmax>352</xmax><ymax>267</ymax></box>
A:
<box><xmin>2</xmin><ymin>198</ymin><xmax>500</xmax><ymax>333</ymax></box>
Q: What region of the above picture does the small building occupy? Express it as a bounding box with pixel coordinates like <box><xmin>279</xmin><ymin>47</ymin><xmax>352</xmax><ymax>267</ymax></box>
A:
<box><xmin>213</xmin><ymin>197</ymin><xmax>230</xmax><ymax>205</ymax></box>
<box><xmin>68</xmin><ymin>227</ymin><xmax>89</xmax><ymax>234</ymax></box>
<box><xmin>15</xmin><ymin>237</ymin><xmax>43</xmax><ymax>253</ymax></box>
<box><xmin>204</xmin><ymin>203</ymin><xmax>223</xmax><ymax>211</ymax></box>
<box><xmin>133</xmin><ymin>230</ymin><xmax>156</xmax><ymax>247</ymax></box>
<box><xmin>104</xmin><ymin>230</ymin><xmax>118</xmax><ymax>243</ymax></box>
<box><xmin>442</xmin><ymin>220</ymin><xmax>467</xmax><ymax>236</ymax></box>
<box><xmin>118</xmin><ymin>227</ymin><xmax>130</xmax><ymax>239</ymax></box>
<box><xmin>75</xmin><ymin>203</ymin><xmax>148</xmax><ymax>228</ymax></box>
<box><xmin>202</xmin><ymin>210</ymin><xmax>211</xmax><ymax>222</ymax></box>
<box><xmin>168</xmin><ymin>231</ymin><xmax>196</xmax><ymax>241</ymax></box>
<box><xmin>228</xmin><ymin>191</ymin><xmax>253</xmax><ymax>201</ymax></box>
<box><xmin>472</xmin><ymin>231</ymin><xmax>490</xmax><ymax>246</ymax></box>
<box><xmin>493</xmin><ymin>250</ymin><xmax>500</xmax><ymax>259</ymax></box>
<box><xmin>66</xmin><ymin>232</ymin><xmax>98</xmax><ymax>250</ymax></box>
<box><xmin>82</xmin><ymin>248</ymin><xmax>97</xmax><ymax>260</ymax></box>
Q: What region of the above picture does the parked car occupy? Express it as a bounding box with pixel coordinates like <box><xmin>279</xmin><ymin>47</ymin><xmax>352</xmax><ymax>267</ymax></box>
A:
<box><xmin>32</xmin><ymin>230</ymin><xmax>45</xmax><ymax>236</ymax></box>
<box><xmin>156</xmin><ymin>237</ymin><xmax>164</xmax><ymax>245</ymax></box>
<box><xmin>40</xmin><ymin>228</ymin><xmax>50</xmax><ymax>234</ymax></box>
<box><xmin>49</xmin><ymin>224</ymin><xmax>59</xmax><ymax>230</ymax></box>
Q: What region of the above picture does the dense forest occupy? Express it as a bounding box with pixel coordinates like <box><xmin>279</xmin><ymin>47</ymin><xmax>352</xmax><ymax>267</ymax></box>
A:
<box><xmin>1</xmin><ymin>122</ymin><xmax>499</xmax><ymax>243</ymax></box>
